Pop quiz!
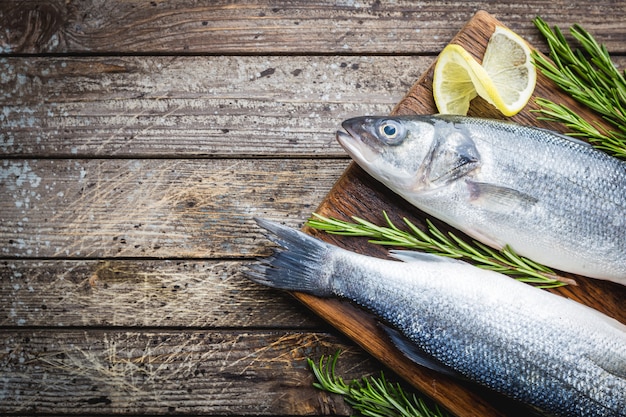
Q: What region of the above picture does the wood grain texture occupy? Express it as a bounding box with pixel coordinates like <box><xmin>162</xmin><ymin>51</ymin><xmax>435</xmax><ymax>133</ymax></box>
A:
<box><xmin>1</xmin><ymin>0</ymin><xmax>625</xmax><ymax>54</ymax></box>
<box><xmin>0</xmin><ymin>328</ymin><xmax>372</xmax><ymax>415</ymax></box>
<box><xmin>0</xmin><ymin>260</ymin><xmax>321</xmax><ymax>328</ymax></box>
<box><xmin>2</xmin><ymin>3</ymin><xmax>625</xmax><ymax>416</ymax></box>
<box><xmin>0</xmin><ymin>159</ymin><xmax>346</xmax><ymax>258</ymax></box>
<box><xmin>0</xmin><ymin>55</ymin><xmax>424</xmax><ymax>157</ymax></box>
<box><xmin>3</xmin><ymin>52</ymin><xmax>623</xmax><ymax>159</ymax></box>
<box><xmin>294</xmin><ymin>11</ymin><xmax>626</xmax><ymax>417</ymax></box>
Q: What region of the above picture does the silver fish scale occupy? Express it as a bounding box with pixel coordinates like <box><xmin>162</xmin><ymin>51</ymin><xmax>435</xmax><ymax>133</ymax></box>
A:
<box><xmin>338</xmin><ymin>115</ymin><xmax>626</xmax><ymax>282</ymax></box>
<box><xmin>328</xmin><ymin>249</ymin><xmax>626</xmax><ymax>417</ymax></box>
<box><xmin>248</xmin><ymin>219</ymin><xmax>626</xmax><ymax>416</ymax></box>
<box><xmin>465</xmin><ymin>118</ymin><xmax>626</xmax><ymax>271</ymax></box>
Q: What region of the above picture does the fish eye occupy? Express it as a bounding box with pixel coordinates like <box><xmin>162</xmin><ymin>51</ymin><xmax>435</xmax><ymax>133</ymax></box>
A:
<box><xmin>383</xmin><ymin>124</ymin><xmax>397</xmax><ymax>136</ymax></box>
<box><xmin>377</xmin><ymin>120</ymin><xmax>406</xmax><ymax>145</ymax></box>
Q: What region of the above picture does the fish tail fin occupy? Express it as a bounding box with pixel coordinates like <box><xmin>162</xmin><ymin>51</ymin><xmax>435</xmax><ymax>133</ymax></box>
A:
<box><xmin>245</xmin><ymin>217</ymin><xmax>334</xmax><ymax>297</ymax></box>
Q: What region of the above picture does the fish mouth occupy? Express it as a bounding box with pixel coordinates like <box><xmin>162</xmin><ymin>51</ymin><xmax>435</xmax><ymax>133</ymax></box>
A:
<box><xmin>336</xmin><ymin>130</ymin><xmax>358</xmax><ymax>156</ymax></box>
<box><xmin>336</xmin><ymin>118</ymin><xmax>381</xmax><ymax>164</ymax></box>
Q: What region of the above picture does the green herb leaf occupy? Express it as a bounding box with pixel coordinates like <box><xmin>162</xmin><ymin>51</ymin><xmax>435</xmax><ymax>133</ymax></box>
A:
<box><xmin>308</xmin><ymin>351</ymin><xmax>451</xmax><ymax>417</ymax></box>
<box><xmin>532</xmin><ymin>17</ymin><xmax>626</xmax><ymax>159</ymax></box>
<box><xmin>307</xmin><ymin>212</ymin><xmax>573</xmax><ymax>288</ymax></box>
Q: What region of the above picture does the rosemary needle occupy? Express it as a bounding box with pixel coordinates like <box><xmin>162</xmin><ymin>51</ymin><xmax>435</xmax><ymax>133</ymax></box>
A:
<box><xmin>532</xmin><ymin>17</ymin><xmax>626</xmax><ymax>159</ymax></box>
<box><xmin>307</xmin><ymin>212</ymin><xmax>572</xmax><ymax>288</ymax></box>
<box><xmin>308</xmin><ymin>351</ymin><xmax>451</xmax><ymax>417</ymax></box>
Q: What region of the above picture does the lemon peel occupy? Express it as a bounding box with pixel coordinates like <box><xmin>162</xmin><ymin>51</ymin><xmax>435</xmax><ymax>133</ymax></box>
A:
<box><xmin>433</xmin><ymin>26</ymin><xmax>537</xmax><ymax>116</ymax></box>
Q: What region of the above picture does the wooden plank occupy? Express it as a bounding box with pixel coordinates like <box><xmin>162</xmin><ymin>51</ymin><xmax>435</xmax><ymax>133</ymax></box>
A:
<box><xmin>0</xmin><ymin>260</ymin><xmax>321</xmax><ymax>328</ymax></box>
<box><xmin>292</xmin><ymin>11</ymin><xmax>626</xmax><ymax>417</ymax></box>
<box><xmin>0</xmin><ymin>328</ymin><xmax>374</xmax><ymax>415</ymax></box>
<box><xmin>0</xmin><ymin>158</ymin><xmax>346</xmax><ymax>258</ymax></box>
<box><xmin>0</xmin><ymin>55</ymin><xmax>425</xmax><ymax>157</ymax></box>
<box><xmin>3</xmin><ymin>53</ymin><xmax>625</xmax><ymax>158</ymax></box>
<box><xmin>1</xmin><ymin>0</ymin><xmax>625</xmax><ymax>54</ymax></box>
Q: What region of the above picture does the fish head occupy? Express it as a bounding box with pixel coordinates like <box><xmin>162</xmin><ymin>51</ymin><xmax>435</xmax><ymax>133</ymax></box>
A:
<box><xmin>337</xmin><ymin>116</ymin><xmax>434</xmax><ymax>189</ymax></box>
<box><xmin>337</xmin><ymin>115</ymin><xmax>481</xmax><ymax>192</ymax></box>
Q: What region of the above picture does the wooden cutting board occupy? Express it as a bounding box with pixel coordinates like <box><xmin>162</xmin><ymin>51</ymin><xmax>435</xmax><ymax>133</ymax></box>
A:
<box><xmin>295</xmin><ymin>10</ymin><xmax>626</xmax><ymax>417</ymax></box>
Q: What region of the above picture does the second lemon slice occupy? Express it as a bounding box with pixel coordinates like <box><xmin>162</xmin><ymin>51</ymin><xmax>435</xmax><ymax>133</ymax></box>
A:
<box><xmin>433</xmin><ymin>26</ymin><xmax>536</xmax><ymax>117</ymax></box>
<box><xmin>481</xmin><ymin>26</ymin><xmax>537</xmax><ymax>116</ymax></box>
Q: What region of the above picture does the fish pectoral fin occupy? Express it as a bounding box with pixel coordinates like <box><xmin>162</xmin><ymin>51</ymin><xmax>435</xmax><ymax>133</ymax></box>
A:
<box><xmin>467</xmin><ymin>181</ymin><xmax>538</xmax><ymax>213</ymax></box>
<box><xmin>380</xmin><ymin>324</ymin><xmax>462</xmax><ymax>379</ymax></box>
<box><xmin>595</xmin><ymin>356</ymin><xmax>626</xmax><ymax>380</ymax></box>
<box><xmin>415</xmin><ymin>126</ymin><xmax>481</xmax><ymax>190</ymax></box>
<box><xmin>576</xmin><ymin>300</ymin><xmax>626</xmax><ymax>379</ymax></box>
<box><xmin>587</xmin><ymin>345</ymin><xmax>626</xmax><ymax>380</ymax></box>
<box><xmin>389</xmin><ymin>250</ymin><xmax>465</xmax><ymax>264</ymax></box>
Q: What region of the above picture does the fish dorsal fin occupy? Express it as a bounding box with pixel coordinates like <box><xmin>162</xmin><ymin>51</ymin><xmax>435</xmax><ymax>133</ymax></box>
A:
<box><xmin>389</xmin><ymin>250</ymin><xmax>464</xmax><ymax>264</ymax></box>
<box><xmin>380</xmin><ymin>324</ymin><xmax>462</xmax><ymax>378</ymax></box>
<box><xmin>467</xmin><ymin>181</ymin><xmax>538</xmax><ymax>214</ymax></box>
<box><xmin>415</xmin><ymin>121</ymin><xmax>481</xmax><ymax>190</ymax></box>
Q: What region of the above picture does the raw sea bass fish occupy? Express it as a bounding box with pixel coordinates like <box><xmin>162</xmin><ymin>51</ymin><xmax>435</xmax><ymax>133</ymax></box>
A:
<box><xmin>336</xmin><ymin>115</ymin><xmax>626</xmax><ymax>284</ymax></box>
<box><xmin>247</xmin><ymin>218</ymin><xmax>626</xmax><ymax>417</ymax></box>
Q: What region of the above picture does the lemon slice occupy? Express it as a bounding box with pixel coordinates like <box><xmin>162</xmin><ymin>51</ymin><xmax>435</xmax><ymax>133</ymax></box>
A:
<box><xmin>481</xmin><ymin>26</ymin><xmax>537</xmax><ymax>116</ymax></box>
<box><xmin>433</xmin><ymin>26</ymin><xmax>536</xmax><ymax>116</ymax></box>
<box><xmin>432</xmin><ymin>44</ymin><xmax>481</xmax><ymax>115</ymax></box>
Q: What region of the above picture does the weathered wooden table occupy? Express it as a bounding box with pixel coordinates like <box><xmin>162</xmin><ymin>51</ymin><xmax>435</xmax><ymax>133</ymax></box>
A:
<box><xmin>1</xmin><ymin>1</ymin><xmax>625</xmax><ymax>416</ymax></box>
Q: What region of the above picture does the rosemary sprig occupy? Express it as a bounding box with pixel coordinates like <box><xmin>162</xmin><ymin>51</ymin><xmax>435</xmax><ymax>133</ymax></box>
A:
<box><xmin>531</xmin><ymin>17</ymin><xmax>626</xmax><ymax>159</ymax></box>
<box><xmin>307</xmin><ymin>212</ymin><xmax>572</xmax><ymax>288</ymax></box>
<box><xmin>308</xmin><ymin>351</ymin><xmax>451</xmax><ymax>417</ymax></box>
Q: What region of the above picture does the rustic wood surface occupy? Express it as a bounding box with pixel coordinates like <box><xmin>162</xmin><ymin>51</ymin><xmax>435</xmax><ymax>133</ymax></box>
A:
<box><xmin>1</xmin><ymin>1</ymin><xmax>625</xmax><ymax>416</ymax></box>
